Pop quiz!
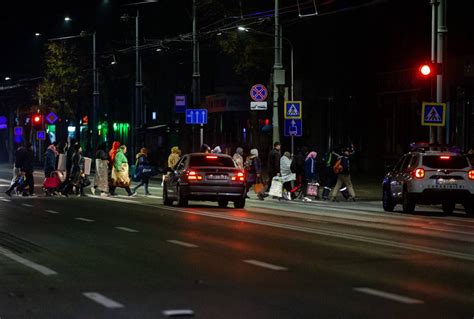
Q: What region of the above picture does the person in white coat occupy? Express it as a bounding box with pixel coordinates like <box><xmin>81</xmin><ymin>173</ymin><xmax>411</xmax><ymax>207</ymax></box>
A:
<box><xmin>280</xmin><ymin>151</ymin><xmax>295</xmax><ymax>200</ymax></box>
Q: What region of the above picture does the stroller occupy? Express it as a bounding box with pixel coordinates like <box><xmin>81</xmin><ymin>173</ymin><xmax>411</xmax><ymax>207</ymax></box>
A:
<box><xmin>43</xmin><ymin>171</ymin><xmax>65</xmax><ymax>196</ymax></box>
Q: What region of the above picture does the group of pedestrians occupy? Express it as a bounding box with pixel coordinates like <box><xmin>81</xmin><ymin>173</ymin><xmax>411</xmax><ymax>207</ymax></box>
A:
<box><xmin>231</xmin><ymin>142</ymin><xmax>357</xmax><ymax>202</ymax></box>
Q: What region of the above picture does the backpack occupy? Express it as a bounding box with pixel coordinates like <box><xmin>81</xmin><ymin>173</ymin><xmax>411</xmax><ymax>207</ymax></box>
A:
<box><xmin>333</xmin><ymin>158</ymin><xmax>343</xmax><ymax>174</ymax></box>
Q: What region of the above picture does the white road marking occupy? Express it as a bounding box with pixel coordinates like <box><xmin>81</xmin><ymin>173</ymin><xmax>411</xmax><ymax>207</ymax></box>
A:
<box><xmin>75</xmin><ymin>217</ymin><xmax>95</xmax><ymax>223</ymax></box>
<box><xmin>146</xmin><ymin>195</ymin><xmax>163</xmax><ymax>199</ymax></box>
<box><xmin>0</xmin><ymin>247</ymin><xmax>57</xmax><ymax>276</ymax></box>
<box><xmin>22</xmin><ymin>204</ymin><xmax>33</xmax><ymax>208</ymax></box>
<box><xmin>0</xmin><ymin>178</ymin><xmax>12</xmax><ymax>184</ymax></box>
<box><xmin>0</xmin><ymin>183</ymin><xmax>11</xmax><ymax>187</ymax></box>
<box><xmin>83</xmin><ymin>292</ymin><xmax>124</xmax><ymax>309</ymax></box>
<box><xmin>1</xmin><ymin>198</ymin><xmax>11</xmax><ymax>202</ymax></box>
<box><xmin>115</xmin><ymin>227</ymin><xmax>139</xmax><ymax>233</ymax></box>
<box><xmin>354</xmin><ymin>287</ymin><xmax>424</xmax><ymax>304</ymax></box>
<box><xmin>167</xmin><ymin>240</ymin><xmax>199</xmax><ymax>248</ymax></box>
<box><xmin>243</xmin><ymin>259</ymin><xmax>288</xmax><ymax>271</ymax></box>
<box><xmin>163</xmin><ymin>309</ymin><xmax>195</xmax><ymax>317</ymax></box>
<box><xmin>94</xmin><ymin>196</ymin><xmax>136</xmax><ymax>203</ymax></box>
<box><xmin>46</xmin><ymin>210</ymin><xmax>60</xmax><ymax>214</ymax></box>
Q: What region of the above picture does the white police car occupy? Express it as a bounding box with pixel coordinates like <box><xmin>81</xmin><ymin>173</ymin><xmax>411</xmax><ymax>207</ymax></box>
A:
<box><xmin>382</xmin><ymin>144</ymin><xmax>474</xmax><ymax>215</ymax></box>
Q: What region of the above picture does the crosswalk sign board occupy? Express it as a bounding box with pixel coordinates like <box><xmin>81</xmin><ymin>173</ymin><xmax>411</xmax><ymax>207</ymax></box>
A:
<box><xmin>421</xmin><ymin>102</ymin><xmax>446</xmax><ymax>127</ymax></box>
<box><xmin>284</xmin><ymin>101</ymin><xmax>302</xmax><ymax>119</ymax></box>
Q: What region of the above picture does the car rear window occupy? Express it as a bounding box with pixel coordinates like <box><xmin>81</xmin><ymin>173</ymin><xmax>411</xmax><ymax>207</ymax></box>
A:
<box><xmin>189</xmin><ymin>155</ymin><xmax>236</xmax><ymax>167</ymax></box>
<box><xmin>422</xmin><ymin>155</ymin><xmax>469</xmax><ymax>169</ymax></box>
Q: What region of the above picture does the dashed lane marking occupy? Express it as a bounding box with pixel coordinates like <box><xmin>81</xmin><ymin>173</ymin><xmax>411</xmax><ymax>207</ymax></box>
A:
<box><xmin>22</xmin><ymin>204</ymin><xmax>33</xmax><ymax>208</ymax></box>
<box><xmin>46</xmin><ymin>210</ymin><xmax>60</xmax><ymax>214</ymax></box>
<box><xmin>243</xmin><ymin>259</ymin><xmax>288</xmax><ymax>271</ymax></box>
<box><xmin>166</xmin><ymin>240</ymin><xmax>199</xmax><ymax>248</ymax></box>
<box><xmin>83</xmin><ymin>292</ymin><xmax>124</xmax><ymax>309</ymax></box>
<box><xmin>0</xmin><ymin>247</ymin><xmax>57</xmax><ymax>276</ymax></box>
<box><xmin>75</xmin><ymin>217</ymin><xmax>95</xmax><ymax>223</ymax></box>
<box><xmin>115</xmin><ymin>227</ymin><xmax>139</xmax><ymax>233</ymax></box>
<box><xmin>354</xmin><ymin>287</ymin><xmax>424</xmax><ymax>304</ymax></box>
<box><xmin>163</xmin><ymin>309</ymin><xmax>195</xmax><ymax>317</ymax></box>
<box><xmin>1</xmin><ymin>198</ymin><xmax>11</xmax><ymax>202</ymax></box>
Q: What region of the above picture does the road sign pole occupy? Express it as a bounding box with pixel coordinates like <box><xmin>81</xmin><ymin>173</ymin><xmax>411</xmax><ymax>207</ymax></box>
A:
<box><xmin>200</xmin><ymin>124</ymin><xmax>203</xmax><ymax>147</ymax></box>
<box><xmin>291</xmin><ymin>136</ymin><xmax>294</xmax><ymax>157</ymax></box>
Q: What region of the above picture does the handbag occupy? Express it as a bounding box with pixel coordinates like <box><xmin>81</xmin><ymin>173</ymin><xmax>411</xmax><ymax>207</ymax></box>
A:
<box><xmin>268</xmin><ymin>176</ymin><xmax>283</xmax><ymax>198</ymax></box>
<box><xmin>254</xmin><ymin>182</ymin><xmax>264</xmax><ymax>194</ymax></box>
<box><xmin>44</xmin><ymin>176</ymin><xmax>61</xmax><ymax>189</ymax></box>
<box><xmin>306</xmin><ymin>182</ymin><xmax>319</xmax><ymax>196</ymax></box>
<box><xmin>111</xmin><ymin>164</ymin><xmax>131</xmax><ymax>187</ymax></box>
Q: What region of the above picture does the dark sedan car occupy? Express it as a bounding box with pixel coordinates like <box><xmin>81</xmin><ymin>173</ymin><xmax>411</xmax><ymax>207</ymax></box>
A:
<box><xmin>163</xmin><ymin>153</ymin><xmax>246</xmax><ymax>208</ymax></box>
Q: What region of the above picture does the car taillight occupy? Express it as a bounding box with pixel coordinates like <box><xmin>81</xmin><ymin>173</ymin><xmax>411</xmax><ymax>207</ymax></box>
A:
<box><xmin>231</xmin><ymin>171</ymin><xmax>245</xmax><ymax>181</ymax></box>
<box><xmin>469</xmin><ymin>170</ymin><xmax>474</xmax><ymax>180</ymax></box>
<box><xmin>413</xmin><ymin>168</ymin><xmax>425</xmax><ymax>179</ymax></box>
<box><xmin>206</xmin><ymin>155</ymin><xmax>218</xmax><ymax>159</ymax></box>
<box><xmin>187</xmin><ymin>170</ymin><xmax>202</xmax><ymax>181</ymax></box>
<box><xmin>439</xmin><ymin>155</ymin><xmax>451</xmax><ymax>160</ymax></box>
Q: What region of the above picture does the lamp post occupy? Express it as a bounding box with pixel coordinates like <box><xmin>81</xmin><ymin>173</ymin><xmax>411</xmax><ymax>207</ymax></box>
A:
<box><xmin>121</xmin><ymin>0</ymin><xmax>158</xmax><ymax>156</ymax></box>
<box><xmin>49</xmin><ymin>32</ymin><xmax>99</xmax><ymax>151</ymax></box>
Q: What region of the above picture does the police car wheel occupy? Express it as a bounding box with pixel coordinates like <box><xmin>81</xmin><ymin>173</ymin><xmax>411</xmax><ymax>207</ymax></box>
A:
<box><xmin>402</xmin><ymin>189</ymin><xmax>415</xmax><ymax>213</ymax></box>
<box><xmin>382</xmin><ymin>188</ymin><xmax>395</xmax><ymax>212</ymax></box>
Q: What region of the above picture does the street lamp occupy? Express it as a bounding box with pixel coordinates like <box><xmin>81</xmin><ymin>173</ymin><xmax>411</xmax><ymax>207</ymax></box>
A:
<box><xmin>64</xmin><ymin>16</ymin><xmax>72</xmax><ymax>22</ymax></box>
<box><xmin>4</xmin><ymin>77</ymin><xmax>11</xmax><ymax>81</ymax></box>
<box><xmin>121</xmin><ymin>0</ymin><xmax>158</xmax><ymax>155</ymax></box>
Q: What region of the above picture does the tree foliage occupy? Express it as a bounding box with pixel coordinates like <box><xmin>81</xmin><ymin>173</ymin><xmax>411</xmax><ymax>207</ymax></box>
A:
<box><xmin>37</xmin><ymin>42</ymin><xmax>90</xmax><ymax>118</ymax></box>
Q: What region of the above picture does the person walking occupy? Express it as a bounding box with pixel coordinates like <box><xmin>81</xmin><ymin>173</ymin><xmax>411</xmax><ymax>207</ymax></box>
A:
<box><xmin>329</xmin><ymin>148</ymin><xmax>356</xmax><ymax>202</ymax></box>
<box><xmin>132</xmin><ymin>148</ymin><xmax>152</xmax><ymax>196</ymax></box>
<box><xmin>233</xmin><ymin>147</ymin><xmax>244</xmax><ymax>170</ymax></box>
<box><xmin>280</xmin><ymin>151</ymin><xmax>295</xmax><ymax>200</ymax></box>
<box><xmin>212</xmin><ymin>146</ymin><xmax>222</xmax><ymax>154</ymax></box>
<box><xmin>290</xmin><ymin>146</ymin><xmax>307</xmax><ymax>200</ymax></box>
<box><xmin>303</xmin><ymin>151</ymin><xmax>319</xmax><ymax>202</ymax></box>
<box><xmin>44</xmin><ymin>142</ymin><xmax>59</xmax><ymax>178</ymax></box>
<box><xmin>11</xmin><ymin>144</ymin><xmax>27</xmax><ymax>186</ymax></box>
<box><xmin>110</xmin><ymin>145</ymin><xmax>135</xmax><ymax>197</ymax></box>
<box><xmin>163</xmin><ymin>146</ymin><xmax>181</xmax><ymax>186</ymax></box>
<box><xmin>63</xmin><ymin>144</ymin><xmax>87</xmax><ymax>197</ymax></box>
<box><xmin>17</xmin><ymin>143</ymin><xmax>35</xmax><ymax>196</ymax></box>
<box><xmin>245</xmin><ymin>148</ymin><xmax>262</xmax><ymax>199</ymax></box>
<box><xmin>320</xmin><ymin>149</ymin><xmax>339</xmax><ymax>200</ymax></box>
<box><xmin>259</xmin><ymin>142</ymin><xmax>281</xmax><ymax>200</ymax></box>
<box><xmin>108</xmin><ymin>141</ymin><xmax>121</xmax><ymax>167</ymax></box>
<box><xmin>92</xmin><ymin>143</ymin><xmax>109</xmax><ymax>196</ymax></box>
<box><xmin>59</xmin><ymin>139</ymin><xmax>78</xmax><ymax>194</ymax></box>
<box><xmin>5</xmin><ymin>143</ymin><xmax>32</xmax><ymax>197</ymax></box>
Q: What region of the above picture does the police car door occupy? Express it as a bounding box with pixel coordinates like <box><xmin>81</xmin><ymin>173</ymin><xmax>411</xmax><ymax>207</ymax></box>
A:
<box><xmin>392</xmin><ymin>155</ymin><xmax>411</xmax><ymax>199</ymax></box>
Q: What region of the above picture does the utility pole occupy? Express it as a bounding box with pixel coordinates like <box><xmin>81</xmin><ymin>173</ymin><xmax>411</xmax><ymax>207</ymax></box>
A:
<box><xmin>273</xmin><ymin>0</ymin><xmax>285</xmax><ymax>145</ymax></box>
<box><xmin>192</xmin><ymin>0</ymin><xmax>202</xmax><ymax>149</ymax></box>
<box><xmin>134</xmin><ymin>8</ymin><xmax>144</xmax><ymax>155</ymax></box>
<box><xmin>92</xmin><ymin>32</ymin><xmax>99</xmax><ymax>151</ymax></box>
<box><xmin>436</xmin><ymin>0</ymin><xmax>447</xmax><ymax>144</ymax></box>
<box><xmin>430</xmin><ymin>0</ymin><xmax>439</xmax><ymax>144</ymax></box>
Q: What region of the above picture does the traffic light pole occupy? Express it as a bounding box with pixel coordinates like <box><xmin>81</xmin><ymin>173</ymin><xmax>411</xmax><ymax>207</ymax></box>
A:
<box><xmin>192</xmin><ymin>0</ymin><xmax>202</xmax><ymax>148</ymax></box>
<box><xmin>272</xmin><ymin>0</ymin><xmax>283</xmax><ymax>145</ymax></box>
<box><xmin>92</xmin><ymin>32</ymin><xmax>99</xmax><ymax>152</ymax></box>
<box><xmin>430</xmin><ymin>0</ymin><xmax>439</xmax><ymax>144</ymax></box>
<box><xmin>436</xmin><ymin>0</ymin><xmax>447</xmax><ymax>144</ymax></box>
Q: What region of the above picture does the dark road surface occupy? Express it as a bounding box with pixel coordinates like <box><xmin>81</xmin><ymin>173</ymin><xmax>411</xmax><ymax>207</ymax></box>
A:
<box><xmin>0</xmin><ymin>170</ymin><xmax>473</xmax><ymax>318</ymax></box>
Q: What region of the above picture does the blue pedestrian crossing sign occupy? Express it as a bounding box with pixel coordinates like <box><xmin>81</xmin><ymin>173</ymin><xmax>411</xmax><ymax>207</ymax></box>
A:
<box><xmin>185</xmin><ymin>109</ymin><xmax>208</xmax><ymax>125</ymax></box>
<box><xmin>284</xmin><ymin>101</ymin><xmax>302</xmax><ymax>119</ymax></box>
<box><xmin>284</xmin><ymin>119</ymin><xmax>302</xmax><ymax>137</ymax></box>
<box><xmin>421</xmin><ymin>102</ymin><xmax>446</xmax><ymax>127</ymax></box>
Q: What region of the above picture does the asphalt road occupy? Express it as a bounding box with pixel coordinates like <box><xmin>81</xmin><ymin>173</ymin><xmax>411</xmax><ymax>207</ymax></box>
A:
<box><xmin>0</xmin><ymin>169</ymin><xmax>473</xmax><ymax>318</ymax></box>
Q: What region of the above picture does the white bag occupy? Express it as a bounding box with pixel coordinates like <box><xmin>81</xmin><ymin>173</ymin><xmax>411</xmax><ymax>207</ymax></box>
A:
<box><xmin>83</xmin><ymin>157</ymin><xmax>92</xmax><ymax>175</ymax></box>
<box><xmin>281</xmin><ymin>173</ymin><xmax>296</xmax><ymax>183</ymax></box>
<box><xmin>268</xmin><ymin>177</ymin><xmax>283</xmax><ymax>198</ymax></box>
<box><xmin>57</xmin><ymin>154</ymin><xmax>67</xmax><ymax>171</ymax></box>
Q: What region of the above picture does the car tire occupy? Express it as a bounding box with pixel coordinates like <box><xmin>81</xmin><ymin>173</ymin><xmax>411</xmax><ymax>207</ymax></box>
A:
<box><xmin>402</xmin><ymin>188</ymin><xmax>415</xmax><ymax>213</ymax></box>
<box><xmin>177</xmin><ymin>185</ymin><xmax>188</xmax><ymax>207</ymax></box>
<box><xmin>218</xmin><ymin>199</ymin><xmax>229</xmax><ymax>208</ymax></box>
<box><xmin>382</xmin><ymin>188</ymin><xmax>396</xmax><ymax>212</ymax></box>
<box><xmin>463</xmin><ymin>202</ymin><xmax>474</xmax><ymax>216</ymax></box>
<box><xmin>442</xmin><ymin>202</ymin><xmax>455</xmax><ymax>214</ymax></box>
<box><xmin>234</xmin><ymin>198</ymin><xmax>246</xmax><ymax>209</ymax></box>
<box><xmin>163</xmin><ymin>185</ymin><xmax>173</xmax><ymax>206</ymax></box>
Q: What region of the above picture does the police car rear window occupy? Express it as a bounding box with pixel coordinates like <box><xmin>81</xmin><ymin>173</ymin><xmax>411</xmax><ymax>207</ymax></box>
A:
<box><xmin>189</xmin><ymin>155</ymin><xmax>236</xmax><ymax>167</ymax></box>
<box><xmin>422</xmin><ymin>156</ymin><xmax>469</xmax><ymax>169</ymax></box>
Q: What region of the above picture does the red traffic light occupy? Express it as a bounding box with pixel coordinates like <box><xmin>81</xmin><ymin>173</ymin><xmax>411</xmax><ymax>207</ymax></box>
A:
<box><xmin>33</xmin><ymin>115</ymin><xmax>41</xmax><ymax>123</ymax></box>
<box><xmin>419</xmin><ymin>64</ymin><xmax>432</xmax><ymax>77</ymax></box>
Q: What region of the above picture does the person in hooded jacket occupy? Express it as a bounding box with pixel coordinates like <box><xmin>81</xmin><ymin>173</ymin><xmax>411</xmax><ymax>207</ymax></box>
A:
<box><xmin>44</xmin><ymin>142</ymin><xmax>59</xmax><ymax>178</ymax></box>
<box><xmin>132</xmin><ymin>148</ymin><xmax>152</xmax><ymax>196</ymax></box>
<box><xmin>63</xmin><ymin>144</ymin><xmax>86</xmax><ymax>197</ymax></box>
<box><xmin>108</xmin><ymin>141</ymin><xmax>121</xmax><ymax>167</ymax></box>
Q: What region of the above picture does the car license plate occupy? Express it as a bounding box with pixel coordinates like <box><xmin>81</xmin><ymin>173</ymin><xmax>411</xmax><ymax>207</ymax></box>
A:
<box><xmin>430</xmin><ymin>179</ymin><xmax>463</xmax><ymax>189</ymax></box>
<box><xmin>207</xmin><ymin>175</ymin><xmax>228</xmax><ymax>180</ymax></box>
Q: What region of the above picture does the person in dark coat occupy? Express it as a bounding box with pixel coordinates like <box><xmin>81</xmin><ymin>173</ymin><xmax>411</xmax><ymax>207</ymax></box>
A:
<box><xmin>60</xmin><ymin>138</ymin><xmax>78</xmax><ymax>194</ymax></box>
<box><xmin>44</xmin><ymin>142</ymin><xmax>59</xmax><ymax>178</ymax></box>
<box><xmin>329</xmin><ymin>147</ymin><xmax>356</xmax><ymax>201</ymax></box>
<box><xmin>5</xmin><ymin>143</ymin><xmax>33</xmax><ymax>197</ymax></box>
<box><xmin>259</xmin><ymin>142</ymin><xmax>281</xmax><ymax>199</ymax></box>
<box><xmin>245</xmin><ymin>148</ymin><xmax>262</xmax><ymax>198</ymax></box>
<box><xmin>63</xmin><ymin>144</ymin><xmax>86</xmax><ymax>197</ymax></box>
<box><xmin>11</xmin><ymin>144</ymin><xmax>27</xmax><ymax>185</ymax></box>
<box><xmin>17</xmin><ymin>143</ymin><xmax>35</xmax><ymax>196</ymax></box>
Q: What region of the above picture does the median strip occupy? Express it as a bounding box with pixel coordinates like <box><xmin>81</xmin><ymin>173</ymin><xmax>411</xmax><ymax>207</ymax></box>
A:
<box><xmin>0</xmin><ymin>247</ymin><xmax>57</xmax><ymax>276</ymax></box>
<box><xmin>83</xmin><ymin>292</ymin><xmax>124</xmax><ymax>309</ymax></box>
<box><xmin>166</xmin><ymin>240</ymin><xmax>199</xmax><ymax>248</ymax></box>
<box><xmin>353</xmin><ymin>287</ymin><xmax>424</xmax><ymax>304</ymax></box>
<box><xmin>243</xmin><ymin>259</ymin><xmax>288</xmax><ymax>271</ymax></box>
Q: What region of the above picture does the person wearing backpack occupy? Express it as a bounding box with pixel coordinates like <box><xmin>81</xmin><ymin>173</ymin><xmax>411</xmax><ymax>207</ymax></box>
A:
<box><xmin>329</xmin><ymin>147</ymin><xmax>356</xmax><ymax>202</ymax></box>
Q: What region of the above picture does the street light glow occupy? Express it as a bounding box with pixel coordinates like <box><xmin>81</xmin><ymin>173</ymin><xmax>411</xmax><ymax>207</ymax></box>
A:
<box><xmin>237</xmin><ymin>26</ymin><xmax>249</xmax><ymax>32</ymax></box>
<box><xmin>64</xmin><ymin>16</ymin><xmax>72</xmax><ymax>22</ymax></box>
<box><xmin>5</xmin><ymin>77</ymin><xmax>11</xmax><ymax>81</ymax></box>
<box><xmin>156</xmin><ymin>48</ymin><xmax>162</xmax><ymax>52</ymax></box>
<box><xmin>35</xmin><ymin>33</ymin><xmax>41</xmax><ymax>37</ymax></box>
